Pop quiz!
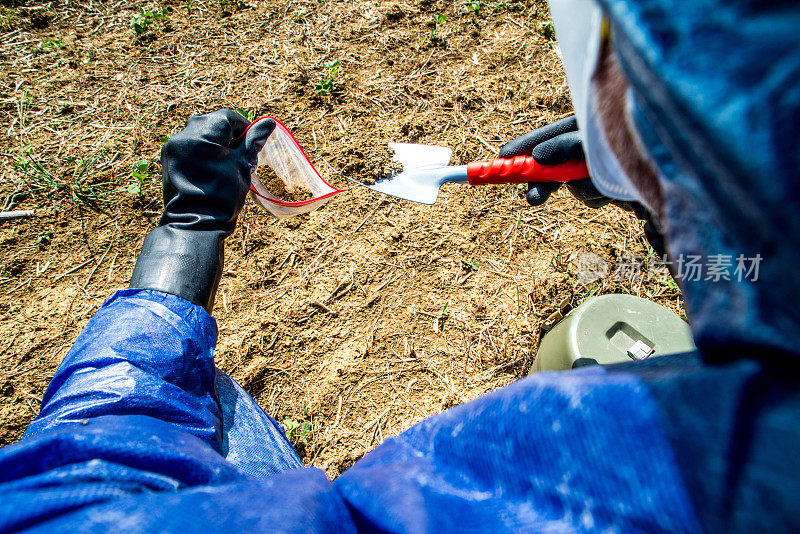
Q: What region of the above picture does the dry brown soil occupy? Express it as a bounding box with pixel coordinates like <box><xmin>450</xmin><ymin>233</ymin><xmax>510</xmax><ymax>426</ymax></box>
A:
<box><xmin>0</xmin><ymin>0</ymin><xmax>683</xmax><ymax>476</ymax></box>
<box><xmin>258</xmin><ymin>164</ymin><xmax>316</xmax><ymax>202</ymax></box>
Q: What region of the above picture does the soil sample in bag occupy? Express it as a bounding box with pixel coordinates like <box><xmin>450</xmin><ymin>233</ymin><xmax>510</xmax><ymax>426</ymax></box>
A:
<box><xmin>257</xmin><ymin>165</ymin><xmax>314</xmax><ymax>202</ymax></box>
<box><xmin>340</xmin><ymin>144</ymin><xmax>402</xmax><ymax>185</ymax></box>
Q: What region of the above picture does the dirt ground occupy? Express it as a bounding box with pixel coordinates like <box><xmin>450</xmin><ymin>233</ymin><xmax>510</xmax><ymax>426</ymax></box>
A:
<box><xmin>0</xmin><ymin>0</ymin><xmax>683</xmax><ymax>476</ymax></box>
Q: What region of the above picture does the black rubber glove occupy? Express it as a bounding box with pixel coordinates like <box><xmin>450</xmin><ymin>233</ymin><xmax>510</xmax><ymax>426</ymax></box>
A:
<box><xmin>130</xmin><ymin>110</ymin><xmax>276</xmax><ymax>312</ymax></box>
<box><xmin>499</xmin><ymin>116</ymin><xmax>591</xmax><ymax>207</ymax></box>
<box><xmin>500</xmin><ymin>115</ymin><xmax>666</xmax><ymax>256</ymax></box>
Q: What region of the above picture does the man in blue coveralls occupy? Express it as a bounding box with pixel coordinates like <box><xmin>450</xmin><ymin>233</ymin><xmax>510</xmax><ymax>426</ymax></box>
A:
<box><xmin>1</xmin><ymin>0</ymin><xmax>799</xmax><ymax>531</ymax></box>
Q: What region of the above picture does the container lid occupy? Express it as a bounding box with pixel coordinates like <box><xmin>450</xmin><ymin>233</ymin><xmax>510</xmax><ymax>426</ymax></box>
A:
<box><xmin>568</xmin><ymin>294</ymin><xmax>695</xmax><ymax>365</ymax></box>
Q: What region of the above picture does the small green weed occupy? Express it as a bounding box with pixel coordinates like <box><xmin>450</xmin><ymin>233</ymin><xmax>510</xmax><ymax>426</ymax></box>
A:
<box><xmin>314</xmin><ymin>60</ymin><xmax>340</xmax><ymax>96</ymax></box>
<box><xmin>283</xmin><ymin>418</ymin><xmax>312</xmax><ymax>444</ymax></box>
<box><xmin>581</xmin><ymin>283</ymin><xmax>602</xmax><ymax>302</ymax></box>
<box><xmin>490</xmin><ymin>1</ymin><xmax>519</xmax><ymax>13</ymax></box>
<box><xmin>0</xmin><ymin>7</ymin><xmax>17</xmax><ymax>31</ymax></box>
<box><xmin>433</xmin><ymin>300</ymin><xmax>450</xmax><ymax>332</ymax></box>
<box><xmin>14</xmin><ymin>146</ymin><xmax>115</xmax><ymax>205</ymax></box>
<box><xmin>540</xmin><ymin>21</ymin><xmax>555</xmax><ymax>40</ymax></box>
<box><xmin>131</xmin><ymin>7</ymin><xmax>168</xmax><ymax>36</ymax></box>
<box><xmin>464</xmin><ymin>1</ymin><xmax>485</xmax><ymax>15</ymax></box>
<box><xmin>35</xmin><ymin>38</ymin><xmax>65</xmax><ymax>54</ymax></box>
<box><xmin>236</xmin><ymin>108</ymin><xmax>256</xmax><ymax>121</ymax></box>
<box><xmin>13</xmin><ymin>92</ymin><xmax>119</xmax><ymax>206</ymax></box>
<box><xmin>16</xmin><ymin>93</ymin><xmax>30</xmax><ymax>133</ymax></box>
<box><xmin>36</xmin><ymin>231</ymin><xmax>53</xmax><ymax>246</ymax></box>
<box><xmin>461</xmin><ymin>258</ymin><xmax>479</xmax><ymax>271</ymax></box>
<box><xmin>293</xmin><ymin>9</ymin><xmax>307</xmax><ymax>23</ymax></box>
<box><xmin>491</xmin><ymin>1</ymin><xmax>507</xmax><ymax>11</ymax></box>
<box><xmin>121</xmin><ymin>159</ymin><xmax>152</xmax><ymax>197</ymax></box>
<box><xmin>430</xmin><ymin>13</ymin><xmax>446</xmax><ymax>39</ymax></box>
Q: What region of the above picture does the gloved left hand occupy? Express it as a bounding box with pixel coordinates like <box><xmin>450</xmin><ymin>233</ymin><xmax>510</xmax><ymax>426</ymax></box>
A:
<box><xmin>130</xmin><ymin>110</ymin><xmax>275</xmax><ymax>312</ymax></box>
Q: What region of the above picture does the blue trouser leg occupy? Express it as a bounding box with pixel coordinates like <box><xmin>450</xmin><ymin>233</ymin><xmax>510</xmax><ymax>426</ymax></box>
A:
<box><xmin>0</xmin><ymin>290</ymin><xmax>353</xmax><ymax>532</ymax></box>
<box><xmin>24</xmin><ymin>289</ymin><xmax>302</xmax><ymax>477</ymax></box>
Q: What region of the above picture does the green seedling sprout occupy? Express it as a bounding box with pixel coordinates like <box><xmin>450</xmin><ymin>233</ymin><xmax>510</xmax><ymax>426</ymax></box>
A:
<box><xmin>131</xmin><ymin>7</ymin><xmax>168</xmax><ymax>36</ymax></box>
<box><xmin>283</xmin><ymin>418</ymin><xmax>313</xmax><ymax>444</ymax></box>
<box><xmin>236</xmin><ymin>108</ymin><xmax>256</xmax><ymax>121</ymax></box>
<box><xmin>117</xmin><ymin>159</ymin><xmax>151</xmax><ymax>197</ymax></box>
<box><xmin>35</xmin><ymin>38</ymin><xmax>65</xmax><ymax>54</ymax></box>
<box><xmin>461</xmin><ymin>259</ymin><xmax>479</xmax><ymax>271</ymax></box>
<box><xmin>464</xmin><ymin>1</ymin><xmax>484</xmax><ymax>15</ymax></box>
<box><xmin>433</xmin><ymin>300</ymin><xmax>450</xmax><ymax>332</ymax></box>
<box><xmin>430</xmin><ymin>13</ymin><xmax>446</xmax><ymax>40</ymax></box>
<box><xmin>36</xmin><ymin>231</ymin><xmax>53</xmax><ymax>246</ymax></box>
<box><xmin>126</xmin><ymin>159</ymin><xmax>151</xmax><ymax>196</ymax></box>
<box><xmin>314</xmin><ymin>60</ymin><xmax>340</xmax><ymax>96</ymax></box>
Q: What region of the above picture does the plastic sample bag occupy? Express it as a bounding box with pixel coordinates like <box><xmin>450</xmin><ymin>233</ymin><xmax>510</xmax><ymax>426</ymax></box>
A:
<box><xmin>249</xmin><ymin>117</ymin><xmax>343</xmax><ymax>219</ymax></box>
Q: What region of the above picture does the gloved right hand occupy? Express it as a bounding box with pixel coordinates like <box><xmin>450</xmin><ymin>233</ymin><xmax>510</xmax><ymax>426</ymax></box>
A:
<box><xmin>499</xmin><ymin>115</ymin><xmax>610</xmax><ymax>207</ymax></box>
<box><xmin>130</xmin><ymin>110</ymin><xmax>275</xmax><ymax>312</ymax></box>
<box><xmin>500</xmin><ymin>115</ymin><xmax>666</xmax><ymax>256</ymax></box>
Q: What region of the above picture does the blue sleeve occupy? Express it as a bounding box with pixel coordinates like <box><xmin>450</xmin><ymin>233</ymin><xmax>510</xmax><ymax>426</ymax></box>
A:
<box><xmin>21</xmin><ymin>288</ymin><xmax>303</xmax><ymax>477</ymax></box>
<box><xmin>334</xmin><ymin>364</ymin><xmax>704</xmax><ymax>533</ymax></box>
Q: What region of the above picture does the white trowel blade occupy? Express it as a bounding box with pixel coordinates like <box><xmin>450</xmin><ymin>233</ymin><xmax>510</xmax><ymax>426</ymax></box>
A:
<box><xmin>360</xmin><ymin>143</ymin><xmax>461</xmax><ymax>204</ymax></box>
<box><xmin>344</xmin><ymin>143</ymin><xmax>466</xmax><ymax>205</ymax></box>
<box><xmin>389</xmin><ymin>143</ymin><xmax>452</xmax><ymax>170</ymax></box>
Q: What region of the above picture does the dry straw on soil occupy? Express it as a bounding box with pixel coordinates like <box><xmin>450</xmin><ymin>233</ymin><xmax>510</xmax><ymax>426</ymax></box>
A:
<box><xmin>0</xmin><ymin>0</ymin><xmax>683</xmax><ymax>476</ymax></box>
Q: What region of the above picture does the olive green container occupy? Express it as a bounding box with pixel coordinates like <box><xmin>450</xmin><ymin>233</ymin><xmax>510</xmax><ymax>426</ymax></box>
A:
<box><xmin>532</xmin><ymin>294</ymin><xmax>696</xmax><ymax>372</ymax></box>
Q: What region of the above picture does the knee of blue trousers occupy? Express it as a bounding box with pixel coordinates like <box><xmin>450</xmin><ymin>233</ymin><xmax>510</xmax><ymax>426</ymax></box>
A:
<box><xmin>24</xmin><ymin>290</ymin><xmax>222</xmax><ymax>446</ymax></box>
<box><xmin>23</xmin><ymin>289</ymin><xmax>301</xmax><ymax>478</ymax></box>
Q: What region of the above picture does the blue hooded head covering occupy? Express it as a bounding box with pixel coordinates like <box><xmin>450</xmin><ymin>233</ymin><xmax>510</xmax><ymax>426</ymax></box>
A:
<box><xmin>594</xmin><ymin>0</ymin><xmax>800</xmax><ymax>362</ymax></box>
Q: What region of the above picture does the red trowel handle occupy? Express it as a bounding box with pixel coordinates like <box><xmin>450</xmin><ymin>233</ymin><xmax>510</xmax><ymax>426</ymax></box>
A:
<box><xmin>466</xmin><ymin>156</ymin><xmax>589</xmax><ymax>185</ymax></box>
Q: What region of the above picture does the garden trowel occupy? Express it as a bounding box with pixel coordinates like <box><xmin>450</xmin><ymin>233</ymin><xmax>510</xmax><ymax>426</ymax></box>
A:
<box><xmin>346</xmin><ymin>143</ymin><xmax>589</xmax><ymax>205</ymax></box>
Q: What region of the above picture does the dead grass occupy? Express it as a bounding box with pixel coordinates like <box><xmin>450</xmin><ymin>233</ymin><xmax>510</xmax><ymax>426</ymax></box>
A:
<box><xmin>0</xmin><ymin>0</ymin><xmax>683</xmax><ymax>477</ymax></box>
